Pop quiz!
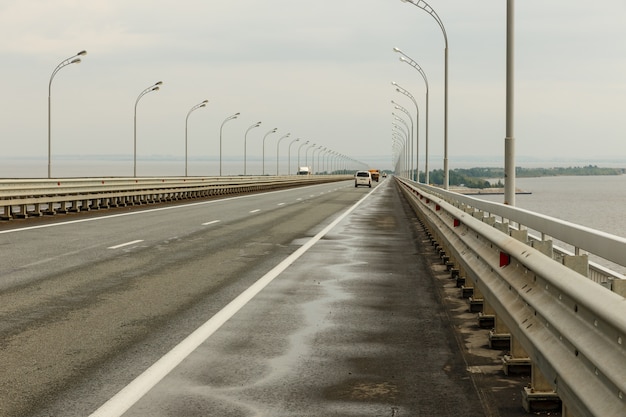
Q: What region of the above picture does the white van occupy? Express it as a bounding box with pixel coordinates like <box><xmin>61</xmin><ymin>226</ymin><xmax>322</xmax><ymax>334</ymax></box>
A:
<box><xmin>354</xmin><ymin>171</ymin><xmax>372</xmax><ymax>188</ymax></box>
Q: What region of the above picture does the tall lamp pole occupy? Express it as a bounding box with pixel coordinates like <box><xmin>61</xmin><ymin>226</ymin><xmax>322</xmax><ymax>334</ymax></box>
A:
<box><xmin>48</xmin><ymin>50</ymin><xmax>87</xmax><ymax>178</ymax></box>
<box><xmin>393</xmin><ymin>81</ymin><xmax>426</xmax><ymax>182</ymax></box>
<box><xmin>134</xmin><ymin>81</ymin><xmax>163</xmax><ymax>177</ymax></box>
<box><xmin>504</xmin><ymin>0</ymin><xmax>516</xmax><ymax>205</ymax></box>
<box><xmin>392</xmin><ymin>101</ymin><xmax>417</xmax><ymax>181</ymax></box>
<box><xmin>297</xmin><ymin>140</ymin><xmax>310</xmax><ymax>170</ymax></box>
<box><xmin>185</xmin><ymin>99</ymin><xmax>208</xmax><ymax>176</ymax></box>
<box><xmin>288</xmin><ymin>138</ymin><xmax>300</xmax><ymax>175</ymax></box>
<box><xmin>393</xmin><ymin>50</ymin><xmax>429</xmax><ymax>183</ymax></box>
<box><xmin>262</xmin><ymin>128</ymin><xmax>277</xmax><ymax>175</ymax></box>
<box><xmin>220</xmin><ymin>112</ymin><xmax>240</xmax><ymax>176</ymax></box>
<box><xmin>275</xmin><ymin>132</ymin><xmax>291</xmax><ymax>175</ymax></box>
<box><xmin>393</xmin><ymin>111</ymin><xmax>414</xmax><ymax>180</ymax></box>
<box><xmin>244</xmin><ymin>121</ymin><xmax>262</xmax><ymax>175</ymax></box>
<box><xmin>305</xmin><ymin>143</ymin><xmax>316</xmax><ymax>169</ymax></box>
<box><xmin>400</xmin><ymin>0</ymin><xmax>449</xmax><ymax>189</ymax></box>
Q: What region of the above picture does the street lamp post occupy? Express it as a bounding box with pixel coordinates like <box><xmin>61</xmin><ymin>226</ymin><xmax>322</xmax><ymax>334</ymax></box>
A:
<box><xmin>288</xmin><ymin>138</ymin><xmax>300</xmax><ymax>175</ymax></box>
<box><xmin>393</xmin><ymin>50</ymin><xmax>430</xmax><ymax>182</ymax></box>
<box><xmin>504</xmin><ymin>0</ymin><xmax>516</xmax><ymax>205</ymax></box>
<box><xmin>244</xmin><ymin>121</ymin><xmax>262</xmax><ymax>175</ymax></box>
<box><xmin>305</xmin><ymin>143</ymin><xmax>316</xmax><ymax>169</ymax></box>
<box><xmin>393</xmin><ymin>124</ymin><xmax>409</xmax><ymax>179</ymax></box>
<box><xmin>134</xmin><ymin>81</ymin><xmax>163</xmax><ymax>177</ymax></box>
<box><xmin>399</xmin><ymin>0</ymin><xmax>448</xmax><ymax>189</ymax></box>
<box><xmin>275</xmin><ymin>133</ymin><xmax>291</xmax><ymax>175</ymax></box>
<box><xmin>316</xmin><ymin>146</ymin><xmax>326</xmax><ymax>174</ymax></box>
<box><xmin>393</xmin><ymin>48</ymin><xmax>428</xmax><ymax>184</ymax></box>
<box><xmin>297</xmin><ymin>140</ymin><xmax>310</xmax><ymax>170</ymax></box>
<box><xmin>393</xmin><ymin>81</ymin><xmax>426</xmax><ymax>183</ymax></box>
<box><xmin>262</xmin><ymin>127</ymin><xmax>277</xmax><ymax>175</ymax></box>
<box><xmin>185</xmin><ymin>99</ymin><xmax>208</xmax><ymax>176</ymax></box>
<box><xmin>220</xmin><ymin>112</ymin><xmax>240</xmax><ymax>176</ymax></box>
<box><xmin>48</xmin><ymin>50</ymin><xmax>87</xmax><ymax>178</ymax></box>
<box><xmin>392</xmin><ymin>101</ymin><xmax>417</xmax><ymax>181</ymax></box>
<box><xmin>393</xmin><ymin>111</ymin><xmax>414</xmax><ymax>179</ymax></box>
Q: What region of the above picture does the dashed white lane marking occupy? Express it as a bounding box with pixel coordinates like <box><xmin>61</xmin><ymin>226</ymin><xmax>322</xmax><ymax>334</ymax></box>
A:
<box><xmin>249</xmin><ymin>209</ymin><xmax>261</xmax><ymax>213</ymax></box>
<box><xmin>107</xmin><ymin>240</ymin><xmax>144</xmax><ymax>250</ymax></box>
<box><xmin>88</xmin><ymin>183</ymin><xmax>381</xmax><ymax>417</ymax></box>
<box><xmin>201</xmin><ymin>220</ymin><xmax>221</xmax><ymax>226</ymax></box>
<box><xmin>277</xmin><ymin>203</ymin><xmax>285</xmax><ymax>206</ymax></box>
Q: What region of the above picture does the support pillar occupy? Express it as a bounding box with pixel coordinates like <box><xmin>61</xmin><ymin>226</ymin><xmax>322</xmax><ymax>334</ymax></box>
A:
<box><xmin>522</xmin><ymin>364</ymin><xmax>561</xmax><ymax>413</ymax></box>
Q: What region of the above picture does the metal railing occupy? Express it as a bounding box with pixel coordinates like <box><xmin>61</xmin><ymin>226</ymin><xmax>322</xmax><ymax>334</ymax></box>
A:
<box><xmin>395</xmin><ymin>177</ymin><xmax>626</xmax><ymax>417</ymax></box>
<box><xmin>0</xmin><ymin>175</ymin><xmax>351</xmax><ymax>220</ymax></box>
<box><xmin>402</xmin><ymin>179</ymin><xmax>626</xmax><ymax>289</ymax></box>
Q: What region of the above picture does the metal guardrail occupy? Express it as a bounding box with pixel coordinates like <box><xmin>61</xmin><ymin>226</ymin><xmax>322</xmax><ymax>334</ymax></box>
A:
<box><xmin>395</xmin><ymin>177</ymin><xmax>626</xmax><ymax>417</ymax></box>
<box><xmin>0</xmin><ymin>175</ymin><xmax>351</xmax><ymax>220</ymax></box>
<box><xmin>408</xmin><ymin>180</ymin><xmax>626</xmax><ymax>288</ymax></box>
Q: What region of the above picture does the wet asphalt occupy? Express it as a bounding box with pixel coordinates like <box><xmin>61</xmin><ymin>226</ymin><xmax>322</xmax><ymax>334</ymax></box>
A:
<box><xmin>120</xmin><ymin>179</ymin><xmax>532</xmax><ymax>416</ymax></box>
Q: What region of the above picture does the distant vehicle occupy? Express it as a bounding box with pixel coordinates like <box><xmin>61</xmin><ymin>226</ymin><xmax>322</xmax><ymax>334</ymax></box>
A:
<box><xmin>382</xmin><ymin>172</ymin><xmax>388</xmax><ymax>178</ymax></box>
<box><xmin>368</xmin><ymin>169</ymin><xmax>380</xmax><ymax>182</ymax></box>
<box><xmin>297</xmin><ymin>166</ymin><xmax>311</xmax><ymax>175</ymax></box>
<box><xmin>354</xmin><ymin>170</ymin><xmax>372</xmax><ymax>188</ymax></box>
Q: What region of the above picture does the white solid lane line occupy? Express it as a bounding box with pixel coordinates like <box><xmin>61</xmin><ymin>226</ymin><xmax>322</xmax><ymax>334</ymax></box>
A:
<box><xmin>201</xmin><ymin>220</ymin><xmax>221</xmax><ymax>226</ymax></box>
<box><xmin>87</xmin><ymin>183</ymin><xmax>381</xmax><ymax>417</ymax></box>
<box><xmin>107</xmin><ymin>240</ymin><xmax>144</xmax><ymax>250</ymax></box>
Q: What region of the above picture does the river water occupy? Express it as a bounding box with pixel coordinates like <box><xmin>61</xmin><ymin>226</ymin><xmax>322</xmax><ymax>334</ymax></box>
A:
<box><xmin>474</xmin><ymin>175</ymin><xmax>626</xmax><ymax>275</ymax></box>
<box><xmin>475</xmin><ymin>175</ymin><xmax>626</xmax><ymax>239</ymax></box>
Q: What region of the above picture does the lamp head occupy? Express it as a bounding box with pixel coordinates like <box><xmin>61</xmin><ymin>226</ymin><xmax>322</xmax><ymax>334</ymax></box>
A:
<box><xmin>202</xmin><ymin>99</ymin><xmax>209</xmax><ymax>104</ymax></box>
<box><xmin>77</xmin><ymin>50</ymin><xmax>87</xmax><ymax>56</ymax></box>
<box><xmin>70</xmin><ymin>58</ymin><xmax>81</xmax><ymax>64</ymax></box>
<box><xmin>393</xmin><ymin>47</ymin><xmax>402</xmax><ymax>53</ymax></box>
<box><xmin>155</xmin><ymin>81</ymin><xmax>163</xmax><ymax>86</ymax></box>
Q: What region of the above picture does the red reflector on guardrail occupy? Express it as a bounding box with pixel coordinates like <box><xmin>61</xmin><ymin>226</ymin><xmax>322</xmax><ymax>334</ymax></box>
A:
<box><xmin>500</xmin><ymin>252</ymin><xmax>511</xmax><ymax>267</ymax></box>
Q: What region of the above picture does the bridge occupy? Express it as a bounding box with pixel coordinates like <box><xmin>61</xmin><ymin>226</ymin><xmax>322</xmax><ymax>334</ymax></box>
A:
<box><xmin>0</xmin><ymin>176</ymin><xmax>624</xmax><ymax>416</ymax></box>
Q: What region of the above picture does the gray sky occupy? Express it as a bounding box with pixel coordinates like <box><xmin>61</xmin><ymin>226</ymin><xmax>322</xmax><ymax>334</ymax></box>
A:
<box><xmin>1</xmin><ymin>0</ymin><xmax>625</xmax><ymax>176</ymax></box>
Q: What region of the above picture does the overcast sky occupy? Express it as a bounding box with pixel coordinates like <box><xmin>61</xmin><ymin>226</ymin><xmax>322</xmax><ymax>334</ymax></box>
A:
<box><xmin>0</xmin><ymin>0</ymin><xmax>625</xmax><ymax>176</ymax></box>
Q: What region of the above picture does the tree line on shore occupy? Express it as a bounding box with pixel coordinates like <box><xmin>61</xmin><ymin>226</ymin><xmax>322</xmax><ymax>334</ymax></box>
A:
<box><xmin>402</xmin><ymin>165</ymin><xmax>626</xmax><ymax>188</ymax></box>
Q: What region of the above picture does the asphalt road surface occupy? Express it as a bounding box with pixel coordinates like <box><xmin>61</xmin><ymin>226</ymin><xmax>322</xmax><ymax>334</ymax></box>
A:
<box><xmin>0</xmin><ymin>178</ymin><xmax>530</xmax><ymax>416</ymax></box>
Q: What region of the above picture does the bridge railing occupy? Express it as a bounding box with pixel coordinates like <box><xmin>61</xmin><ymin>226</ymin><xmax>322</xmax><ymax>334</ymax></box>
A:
<box><xmin>402</xmin><ymin>179</ymin><xmax>626</xmax><ymax>289</ymax></box>
<box><xmin>395</xmin><ymin>177</ymin><xmax>626</xmax><ymax>417</ymax></box>
<box><xmin>0</xmin><ymin>175</ymin><xmax>351</xmax><ymax>220</ymax></box>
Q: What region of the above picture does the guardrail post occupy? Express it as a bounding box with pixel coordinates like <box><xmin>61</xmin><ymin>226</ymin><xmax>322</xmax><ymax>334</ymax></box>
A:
<box><xmin>483</xmin><ymin>215</ymin><xmax>496</xmax><ymax>227</ymax></box>
<box><xmin>510</xmin><ymin>228</ymin><xmax>528</xmax><ymax>243</ymax></box>
<box><xmin>494</xmin><ymin>221</ymin><xmax>510</xmax><ymax>234</ymax></box>
<box><xmin>468</xmin><ymin>284</ymin><xmax>484</xmax><ymax>313</ymax></box>
<box><xmin>478</xmin><ymin>301</ymin><xmax>495</xmax><ymax>329</ymax></box>
<box><xmin>522</xmin><ymin>365</ymin><xmax>562</xmax><ymax>413</ymax></box>
<box><xmin>502</xmin><ymin>336</ymin><xmax>531</xmax><ymax>375</ymax></box>
<box><xmin>2</xmin><ymin>205</ymin><xmax>14</xmax><ymax>219</ymax></box>
<box><xmin>531</xmin><ymin>239</ymin><xmax>553</xmax><ymax>257</ymax></box>
<box><xmin>562</xmin><ymin>253</ymin><xmax>589</xmax><ymax>277</ymax></box>
<box><xmin>612</xmin><ymin>279</ymin><xmax>626</xmax><ymax>297</ymax></box>
<box><xmin>488</xmin><ymin>313</ymin><xmax>511</xmax><ymax>351</ymax></box>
